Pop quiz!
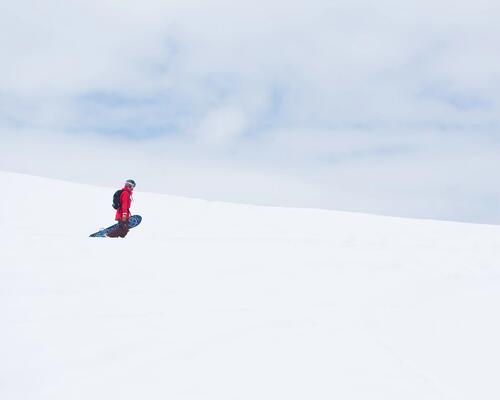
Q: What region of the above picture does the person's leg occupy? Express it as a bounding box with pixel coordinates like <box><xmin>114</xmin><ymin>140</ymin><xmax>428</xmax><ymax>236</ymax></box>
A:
<box><xmin>119</xmin><ymin>221</ymin><xmax>129</xmax><ymax>238</ymax></box>
<box><xmin>107</xmin><ymin>221</ymin><xmax>128</xmax><ymax>238</ymax></box>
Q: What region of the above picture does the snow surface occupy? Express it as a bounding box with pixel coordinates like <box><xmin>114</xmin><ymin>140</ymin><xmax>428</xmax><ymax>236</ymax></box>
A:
<box><xmin>2</xmin><ymin>170</ymin><xmax>500</xmax><ymax>399</ymax></box>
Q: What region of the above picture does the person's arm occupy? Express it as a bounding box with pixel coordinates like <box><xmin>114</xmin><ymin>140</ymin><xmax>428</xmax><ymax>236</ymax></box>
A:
<box><xmin>120</xmin><ymin>191</ymin><xmax>131</xmax><ymax>221</ymax></box>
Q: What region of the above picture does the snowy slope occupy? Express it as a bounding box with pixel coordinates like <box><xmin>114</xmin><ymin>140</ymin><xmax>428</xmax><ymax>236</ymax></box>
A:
<box><xmin>2</xmin><ymin>170</ymin><xmax>500</xmax><ymax>400</ymax></box>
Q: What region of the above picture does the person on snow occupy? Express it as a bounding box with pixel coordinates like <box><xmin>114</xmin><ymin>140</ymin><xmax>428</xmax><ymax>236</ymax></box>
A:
<box><xmin>108</xmin><ymin>179</ymin><xmax>135</xmax><ymax>238</ymax></box>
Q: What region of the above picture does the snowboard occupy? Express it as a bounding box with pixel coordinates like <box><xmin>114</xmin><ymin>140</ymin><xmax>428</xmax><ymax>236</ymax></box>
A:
<box><xmin>89</xmin><ymin>215</ymin><xmax>142</xmax><ymax>238</ymax></box>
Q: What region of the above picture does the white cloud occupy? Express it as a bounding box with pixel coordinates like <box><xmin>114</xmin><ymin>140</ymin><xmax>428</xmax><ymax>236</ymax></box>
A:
<box><xmin>194</xmin><ymin>107</ymin><xmax>248</xmax><ymax>147</ymax></box>
<box><xmin>1</xmin><ymin>0</ymin><xmax>500</xmax><ymax>223</ymax></box>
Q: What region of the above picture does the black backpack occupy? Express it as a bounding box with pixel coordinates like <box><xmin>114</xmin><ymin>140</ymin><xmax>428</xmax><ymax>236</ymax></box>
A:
<box><xmin>112</xmin><ymin>189</ymin><xmax>123</xmax><ymax>210</ymax></box>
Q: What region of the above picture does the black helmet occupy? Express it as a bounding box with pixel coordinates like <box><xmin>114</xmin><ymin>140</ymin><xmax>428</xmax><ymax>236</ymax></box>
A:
<box><xmin>125</xmin><ymin>179</ymin><xmax>136</xmax><ymax>188</ymax></box>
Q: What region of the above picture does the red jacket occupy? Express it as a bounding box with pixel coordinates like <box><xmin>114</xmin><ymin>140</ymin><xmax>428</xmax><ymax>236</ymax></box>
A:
<box><xmin>115</xmin><ymin>186</ymin><xmax>133</xmax><ymax>221</ymax></box>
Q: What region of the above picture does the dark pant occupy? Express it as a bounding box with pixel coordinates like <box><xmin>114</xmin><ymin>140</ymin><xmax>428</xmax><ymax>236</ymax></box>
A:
<box><xmin>107</xmin><ymin>220</ymin><xmax>129</xmax><ymax>238</ymax></box>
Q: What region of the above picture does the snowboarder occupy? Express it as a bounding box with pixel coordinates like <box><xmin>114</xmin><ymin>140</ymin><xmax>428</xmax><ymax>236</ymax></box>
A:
<box><xmin>107</xmin><ymin>179</ymin><xmax>136</xmax><ymax>238</ymax></box>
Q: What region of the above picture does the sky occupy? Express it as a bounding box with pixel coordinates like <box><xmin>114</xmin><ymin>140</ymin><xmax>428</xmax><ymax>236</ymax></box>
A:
<box><xmin>1</xmin><ymin>0</ymin><xmax>500</xmax><ymax>223</ymax></box>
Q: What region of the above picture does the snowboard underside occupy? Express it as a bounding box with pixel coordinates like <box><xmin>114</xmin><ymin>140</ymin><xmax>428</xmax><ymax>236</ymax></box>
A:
<box><xmin>89</xmin><ymin>215</ymin><xmax>142</xmax><ymax>238</ymax></box>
